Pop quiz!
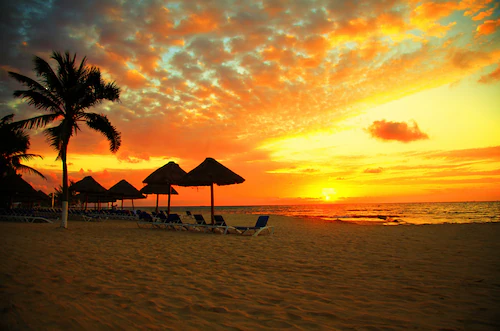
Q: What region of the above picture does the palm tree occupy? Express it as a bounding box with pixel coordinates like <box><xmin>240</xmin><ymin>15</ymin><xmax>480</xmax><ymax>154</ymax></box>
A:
<box><xmin>0</xmin><ymin>114</ymin><xmax>45</xmax><ymax>179</ymax></box>
<box><xmin>8</xmin><ymin>51</ymin><xmax>121</xmax><ymax>228</ymax></box>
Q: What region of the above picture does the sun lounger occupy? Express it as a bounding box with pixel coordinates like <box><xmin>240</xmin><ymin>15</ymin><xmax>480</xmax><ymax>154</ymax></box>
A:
<box><xmin>164</xmin><ymin>213</ymin><xmax>189</xmax><ymax>231</ymax></box>
<box><xmin>183</xmin><ymin>214</ymin><xmax>212</xmax><ymax>232</ymax></box>
<box><xmin>83</xmin><ymin>214</ymin><xmax>103</xmax><ymax>222</ymax></box>
<box><xmin>136</xmin><ymin>211</ymin><xmax>165</xmax><ymax>228</ymax></box>
<box><xmin>213</xmin><ymin>215</ymin><xmax>274</xmax><ymax>236</ymax></box>
<box><xmin>192</xmin><ymin>214</ymin><xmax>207</xmax><ymax>225</ymax></box>
<box><xmin>233</xmin><ymin>216</ymin><xmax>273</xmax><ymax>236</ymax></box>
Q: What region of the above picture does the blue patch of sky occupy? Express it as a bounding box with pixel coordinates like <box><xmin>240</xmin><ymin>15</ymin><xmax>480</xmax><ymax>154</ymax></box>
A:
<box><xmin>159</xmin><ymin>46</ymin><xmax>185</xmax><ymax>77</ymax></box>
<box><xmin>343</xmin><ymin>41</ymin><xmax>358</xmax><ymax>50</ymax></box>
<box><xmin>293</xmin><ymin>20</ymin><xmax>305</xmax><ymax>27</ymax></box>
<box><xmin>222</xmin><ymin>37</ymin><xmax>232</xmax><ymax>53</ymax></box>
<box><xmin>407</xmin><ymin>29</ymin><xmax>424</xmax><ymax>39</ymax></box>
<box><xmin>222</xmin><ymin>59</ymin><xmax>249</xmax><ymax>75</ymax></box>
<box><xmin>199</xmin><ymin>69</ymin><xmax>217</xmax><ymax>83</ymax></box>
<box><xmin>164</xmin><ymin>2</ymin><xmax>186</xmax><ymax>28</ymax></box>
<box><xmin>16</xmin><ymin>0</ymin><xmax>54</xmax><ymax>40</ymax></box>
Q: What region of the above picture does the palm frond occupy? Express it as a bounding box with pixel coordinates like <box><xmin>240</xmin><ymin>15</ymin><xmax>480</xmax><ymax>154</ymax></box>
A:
<box><xmin>33</xmin><ymin>55</ymin><xmax>63</xmax><ymax>97</ymax></box>
<box><xmin>15</xmin><ymin>114</ymin><xmax>60</xmax><ymax>130</ymax></box>
<box><xmin>15</xmin><ymin>164</ymin><xmax>46</xmax><ymax>179</ymax></box>
<box><xmin>83</xmin><ymin>113</ymin><xmax>121</xmax><ymax>152</ymax></box>
<box><xmin>1</xmin><ymin>114</ymin><xmax>14</xmax><ymax>125</ymax></box>
<box><xmin>9</xmin><ymin>70</ymin><xmax>63</xmax><ymax>112</ymax></box>
<box><xmin>12</xmin><ymin>153</ymin><xmax>43</xmax><ymax>163</ymax></box>
<box><xmin>12</xmin><ymin>89</ymin><xmax>62</xmax><ymax>112</ymax></box>
<box><xmin>8</xmin><ymin>71</ymin><xmax>50</xmax><ymax>92</ymax></box>
<box><xmin>44</xmin><ymin>125</ymin><xmax>64</xmax><ymax>152</ymax></box>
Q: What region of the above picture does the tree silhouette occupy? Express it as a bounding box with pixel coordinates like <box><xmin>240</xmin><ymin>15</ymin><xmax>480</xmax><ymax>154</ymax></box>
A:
<box><xmin>0</xmin><ymin>114</ymin><xmax>45</xmax><ymax>179</ymax></box>
<box><xmin>9</xmin><ymin>51</ymin><xmax>121</xmax><ymax>228</ymax></box>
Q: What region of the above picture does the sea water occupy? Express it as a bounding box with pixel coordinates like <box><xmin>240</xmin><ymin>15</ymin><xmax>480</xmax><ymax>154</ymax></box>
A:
<box><xmin>143</xmin><ymin>201</ymin><xmax>499</xmax><ymax>225</ymax></box>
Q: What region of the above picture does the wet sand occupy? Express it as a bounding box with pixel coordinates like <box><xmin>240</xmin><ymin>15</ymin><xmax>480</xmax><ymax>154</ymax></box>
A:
<box><xmin>1</xmin><ymin>215</ymin><xmax>499</xmax><ymax>330</ymax></box>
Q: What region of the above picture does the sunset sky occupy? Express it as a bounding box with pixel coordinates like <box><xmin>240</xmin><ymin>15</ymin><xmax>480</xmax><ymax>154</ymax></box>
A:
<box><xmin>1</xmin><ymin>0</ymin><xmax>499</xmax><ymax>207</ymax></box>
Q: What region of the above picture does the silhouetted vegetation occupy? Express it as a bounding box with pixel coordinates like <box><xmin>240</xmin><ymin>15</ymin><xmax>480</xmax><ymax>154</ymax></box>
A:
<box><xmin>8</xmin><ymin>51</ymin><xmax>121</xmax><ymax>228</ymax></box>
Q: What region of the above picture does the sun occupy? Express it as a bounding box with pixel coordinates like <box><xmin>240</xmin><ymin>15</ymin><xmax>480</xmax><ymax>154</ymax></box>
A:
<box><xmin>322</xmin><ymin>188</ymin><xmax>336</xmax><ymax>202</ymax></box>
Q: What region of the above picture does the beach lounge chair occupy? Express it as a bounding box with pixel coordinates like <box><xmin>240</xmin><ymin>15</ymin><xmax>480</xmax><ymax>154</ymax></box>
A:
<box><xmin>183</xmin><ymin>214</ymin><xmax>211</xmax><ymax>232</ymax></box>
<box><xmin>236</xmin><ymin>216</ymin><xmax>273</xmax><ymax>236</ymax></box>
<box><xmin>225</xmin><ymin>215</ymin><xmax>274</xmax><ymax>236</ymax></box>
<box><xmin>136</xmin><ymin>211</ymin><xmax>164</xmax><ymax>228</ymax></box>
<box><xmin>83</xmin><ymin>214</ymin><xmax>103</xmax><ymax>222</ymax></box>
<box><xmin>165</xmin><ymin>213</ymin><xmax>188</xmax><ymax>231</ymax></box>
<box><xmin>193</xmin><ymin>214</ymin><xmax>207</xmax><ymax>225</ymax></box>
<box><xmin>210</xmin><ymin>215</ymin><xmax>240</xmax><ymax>234</ymax></box>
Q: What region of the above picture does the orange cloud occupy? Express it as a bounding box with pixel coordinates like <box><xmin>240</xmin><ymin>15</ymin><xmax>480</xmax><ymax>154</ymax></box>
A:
<box><xmin>364</xmin><ymin>167</ymin><xmax>384</xmax><ymax>174</ymax></box>
<box><xmin>478</xmin><ymin>64</ymin><xmax>500</xmax><ymax>83</ymax></box>
<box><xmin>462</xmin><ymin>0</ymin><xmax>494</xmax><ymax>17</ymax></box>
<box><xmin>429</xmin><ymin>146</ymin><xmax>500</xmax><ymax>160</ymax></box>
<box><xmin>122</xmin><ymin>69</ymin><xmax>148</xmax><ymax>89</ymax></box>
<box><xmin>301</xmin><ymin>35</ymin><xmax>329</xmax><ymax>57</ymax></box>
<box><xmin>175</xmin><ymin>11</ymin><xmax>221</xmax><ymax>35</ymax></box>
<box><xmin>410</xmin><ymin>1</ymin><xmax>459</xmax><ymax>37</ymax></box>
<box><xmin>472</xmin><ymin>6</ymin><xmax>495</xmax><ymax>20</ymax></box>
<box><xmin>116</xmin><ymin>150</ymin><xmax>150</xmax><ymax>163</ymax></box>
<box><xmin>367</xmin><ymin>120</ymin><xmax>429</xmax><ymax>143</ymax></box>
<box><xmin>476</xmin><ymin>18</ymin><xmax>500</xmax><ymax>36</ymax></box>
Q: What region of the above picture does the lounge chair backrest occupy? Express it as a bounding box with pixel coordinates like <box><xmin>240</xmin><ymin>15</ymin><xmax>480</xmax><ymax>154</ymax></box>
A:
<box><xmin>166</xmin><ymin>213</ymin><xmax>181</xmax><ymax>223</ymax></box>
<box><xmin>194</xmin><ymin>214</ymin><xmax>206</xmax><ymax>224</ymax></box>
<box><xmin>255</xmin><ymin>216</ymin><xmax>269</xmax><ymax>228</ymax></box>
<box><xmin>214</xmin><ymin>215</ymin><xmax>226</xmax><ymax>226</ymax></box>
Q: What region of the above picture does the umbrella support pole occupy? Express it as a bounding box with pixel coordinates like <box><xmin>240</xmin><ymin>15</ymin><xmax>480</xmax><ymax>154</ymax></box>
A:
<box><xmin>156</xmin><ymin>194</ymin><xmax>159</xmax><ymax>213</ymax></box>
<box><xmin>167</xmin><ymin>184</ymin><xmax>172</xmax><ymax>215</ymax></box>
<box><xmin>211</xmin><ymin>183</ymin><xmax>214</xmax><ymax>225</ymax></box>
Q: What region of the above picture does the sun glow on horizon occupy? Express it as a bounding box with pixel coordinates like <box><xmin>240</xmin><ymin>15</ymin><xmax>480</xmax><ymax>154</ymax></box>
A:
<box><xmin>322</xmin><ymin>188</ymin><xmax>337</xmax><ymax>202</ymax></box>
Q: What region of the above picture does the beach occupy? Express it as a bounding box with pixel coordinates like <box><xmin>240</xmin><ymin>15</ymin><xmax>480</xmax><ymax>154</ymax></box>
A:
<box><xmin>1</xmin><ymin>214</ymin><xmax>499</xmax><ymax>330</ymax></box>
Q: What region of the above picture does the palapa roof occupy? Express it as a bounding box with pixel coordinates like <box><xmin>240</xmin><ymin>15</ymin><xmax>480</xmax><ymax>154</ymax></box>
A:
<box><xmin>0</xmin><ymin>174</ymin><xmax>41</xmax><ymax>201</ymax></box>
<box><xmin>140</xmin><ymin>183</ymin><xmax>179</xmax><ymax>195</ymax></box>
<box><xmin>70</xmin><ymin>176</ymin><xmax>107</xmax><ymax>193</ymax></box>
<box><xmin>108</xmin><ymin>179</ymin><xmax>145</xmax><ymax>199</ymax></box>
<box><xmin>143</xmin><ymin>161</ymin><xmax>187</xmax><ymax>184</ymax></box>
<box><xmin>179</xmin><ymin>157</ymin><xmax>245</xmax><ymax>187</ymax></box>
<box><xmin>0</xmin><ymin>174</ymin><xmax>38</xmax><ymax>195</ymax></box>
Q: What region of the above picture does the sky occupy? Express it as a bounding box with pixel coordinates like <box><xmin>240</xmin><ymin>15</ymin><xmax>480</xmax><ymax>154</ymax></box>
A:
<box><xmin>0</xmin><ymin>0</ymin><xmax>499</xmax><ymax>207</ymax></box>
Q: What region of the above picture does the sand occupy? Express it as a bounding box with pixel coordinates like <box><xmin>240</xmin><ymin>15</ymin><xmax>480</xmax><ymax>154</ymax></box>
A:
<box><xmin>1</xmin><ymin>214</ymin><xmax>499</xmax><ymax>330</ymax></box>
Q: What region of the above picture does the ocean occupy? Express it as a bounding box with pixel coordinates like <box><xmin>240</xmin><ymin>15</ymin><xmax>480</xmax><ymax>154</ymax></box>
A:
<box><xmin>141</xmin><ymin>201</ymin><xmax>500</xmax><ymax>225</ymax></box>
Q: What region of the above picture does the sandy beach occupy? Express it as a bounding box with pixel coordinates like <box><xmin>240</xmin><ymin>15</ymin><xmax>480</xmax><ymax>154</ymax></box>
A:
<box><xmin>1</xmin><ymin>214</ymin><xmax>499</xmax><ymax>330</ymax></box>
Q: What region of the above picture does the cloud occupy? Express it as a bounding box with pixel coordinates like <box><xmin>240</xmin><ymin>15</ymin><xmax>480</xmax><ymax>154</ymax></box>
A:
<box><xmin>478</xmin><ymin>64</ymin><xmax>500</xmax><ymax>83</ymax></box>
<box><xmin>428</xmin><ymin>146</ymin><xmax>500</xmax><ymax>161</ymax></box>
<box><xmin>476</xmin><ymin>18</ymin><xmax>500</xmax><ymax>36</ymax></box>
<box><xmin>116</xmin><ymin>150</ymin><xmax>150</xmax><ymax>163</ymax></box>
<box><xmin>366</xmin><ymin>120</ymin><xmax>429</xmax><ymax>143</ymax></box>
<box><xmin>364</xmin><ymin>167</ymin><xmax>383</xmax><ymax>174</ymax></box>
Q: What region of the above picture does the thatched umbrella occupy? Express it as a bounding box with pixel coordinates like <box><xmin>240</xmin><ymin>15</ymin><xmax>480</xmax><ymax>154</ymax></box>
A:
<box><xmin>70</xmin><ymin>176</ymin><xmax>107</xmax><ymax>210</ymax></box>
<box><xmin>178</xmin><ymin>157</ymin><xmax>245</xmax><ymax>224</ymax></box>
<box><xmin>0</xmin><ymin>174</ymin><xmax>40</xmax><ymax>208</ymax></box>
<box><xmin>108</xmin><ymin>179</ymin><xmax>146</xmax><ymax>210</ymax></box>
<box><xmin>140</xmin><ymin>183</ymin><xmax>178</xmax><ymax>213</ymax></box>
<box><xmin>142</xmin><ymin>161</ymin><xmax>186</xmax><ymax>214</ymax></box>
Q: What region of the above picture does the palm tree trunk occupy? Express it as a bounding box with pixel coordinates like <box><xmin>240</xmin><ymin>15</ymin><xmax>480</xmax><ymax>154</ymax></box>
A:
<box><xmin>60</xmin><ymin>145</ymin><xmax>69</xmax><ymax>228</ymax></box>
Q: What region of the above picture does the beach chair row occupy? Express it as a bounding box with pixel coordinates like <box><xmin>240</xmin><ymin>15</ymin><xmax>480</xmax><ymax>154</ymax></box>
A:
<box><xmin>0</xmin><ymin>207</ymin><xmax>140</xmax><ymax>222</ymax></box>
<box><xmin>0</xmin><ymin>208</ymin><xmax>53</xmax><ymax>223</ymax></box>
<box><xmin>137</xmin><ymin>213</ymin><xmax>274</xmax><ymax>236</ymax></box>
